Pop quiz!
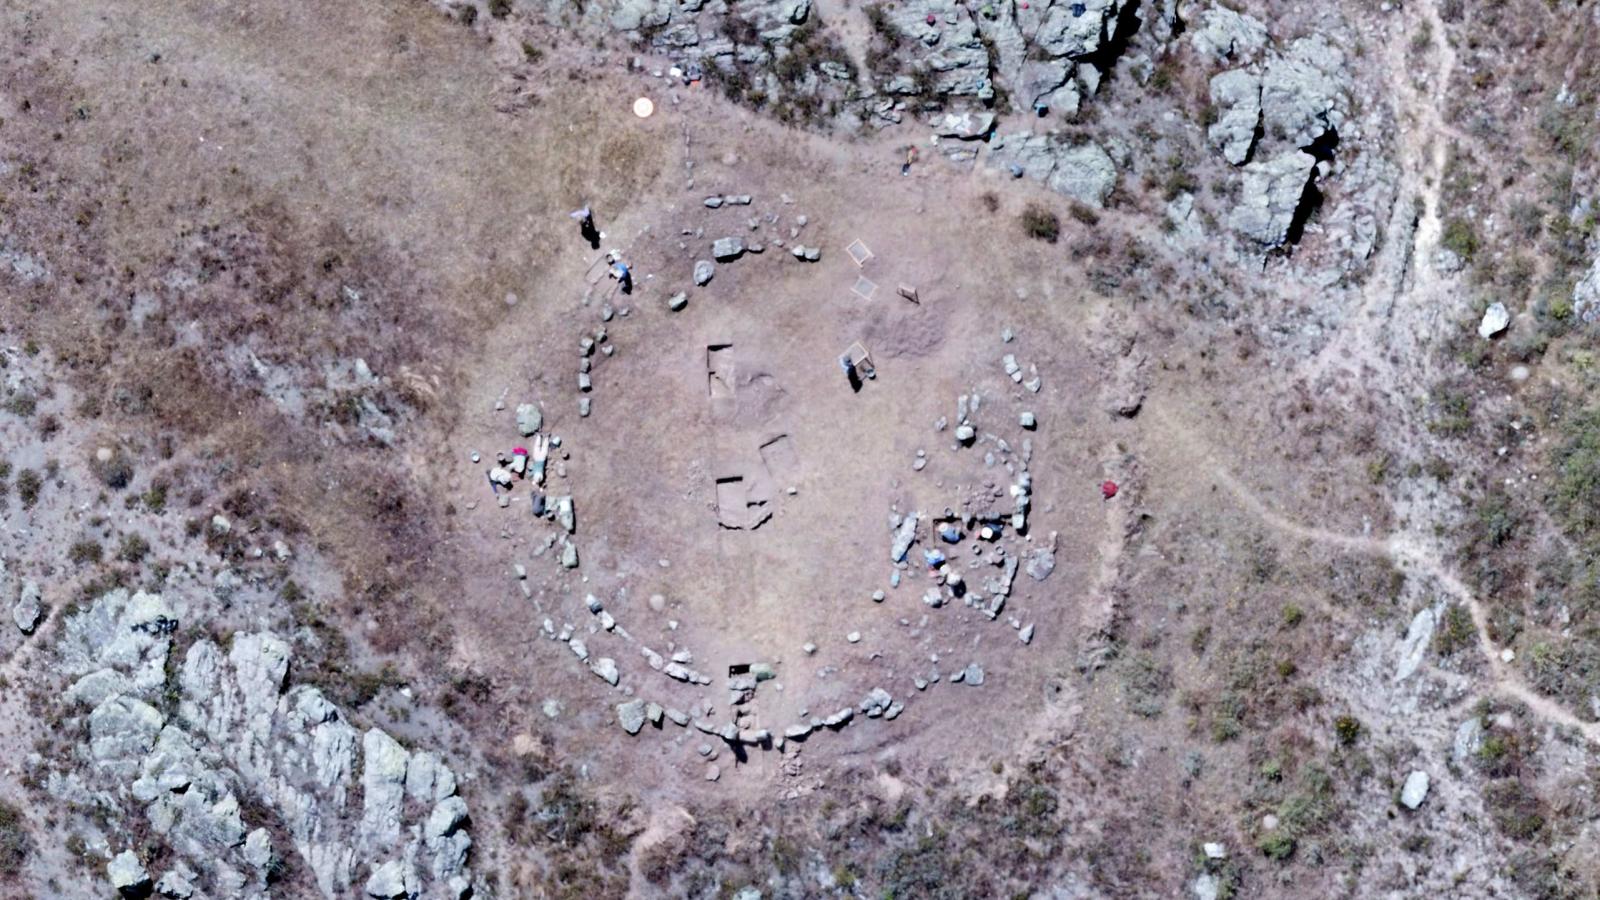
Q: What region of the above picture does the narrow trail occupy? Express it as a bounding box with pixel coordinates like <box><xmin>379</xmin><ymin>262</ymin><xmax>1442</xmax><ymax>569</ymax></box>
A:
<box><xmin>1302</xmin><ymin>0</ymin><xmax>1463</xmax><ymax>387</ymax></box>
<box><xmin>1185</xmin><ymin>0</ymin><xmax>1600</xmax><ymax>741</ymax></box>
<box><xmin>1152</xmin><ymin>407</ymin><xmax>1600</xmax><ymax>745</ymax></box>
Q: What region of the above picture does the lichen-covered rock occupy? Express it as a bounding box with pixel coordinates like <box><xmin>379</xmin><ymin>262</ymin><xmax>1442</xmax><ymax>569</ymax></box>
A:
<box><xmin>1228</xmin><ymin>151</ymin><xmax>1317</xmax><ymax>247</ymax></box>
<box><xmin>12</xmin><ymin>578</ymin><xmax>41</xmax><ymax>634</ymax></box>
<box><xmin>1045</xmin><ymin>141</ymin><xmax>1118</xmax><ymax>206</ymax></box>
<box><xmin>1189</xmin><ymin>5</ymin><xmax>1268</xmax><ymax>62</ymax></box>
<box><xmin>60</xmin><ymin>589</ymin><xmax>178</xmax><ymax>700</ymax></box>
<box><xmin>155</xmin><ymin>862</ymin><xmax>198</xmax><ymax>898</ymax></box>
<box><xmin>405</xmin><ymin>751</ymin><xmax>458</xmax><ymax>804</ymax></box>
<box><xmin>1031</xmin><ymin>0</ymin><xmax>1122</xmax><ymax>59</ymax></box>
<box><xmin>360</xmin><ymin>729</ymin><xmax>411</xmax><ymax>849</ymax></box>
<box><xmin>1572</xmin><ymin>255</ymin><xmax>1600</xmax><ymax>322</ymax></box>
<box><xmin>875</xmin><ymin>0</ymin><xmax>992</xmax><ymax>97</ymax></box>
<box><xmin>608</xmin><ymin>0</ymin><xmax>672</xmax><ymax>31</ymax></box>
<box><xmin>108</xmin><ymin>849</ymin><xmax>151</xmax><ymax>895</ymax></box>
<box><xmin>618</xmin><ymin>699</ymin><xmax>648</xmax><ymax>734</ymax></box>
<box><xmin>515</xmin><ymin>403</ymin><xmax>543</xmax><ymax>436</ymax></box>
<box><xmin>66</xmin><ymin>668</ymin><xmax>131</xmax><ymax>708</ymax></box>
<box><xmin>424</xmin><ymin>796</ymin><xmax>472</xmax><ymax>882</ymax></box>
<box><xmin>89</xmin><ymin>695</ymin><xmax>165</xmax><ymax>777</ymax></box>
<box><xmin>51</xmin><ymin>597</ymin><xmax>474</xmax><ymax>899</ymax></box>
<box><xmin>365</xmin><ymin>859</ymin><xmax>410</xmax><ymax>898</ymax></box>
<box><xmin>1260</xmin><ymin>36</ymin><xmax>1345</xmax><ymax>148</ymax></box>
<box><xmin>1208</xmin><ymin>69</ymin><xmax>1262</xmax><ymax>165</ymax></box>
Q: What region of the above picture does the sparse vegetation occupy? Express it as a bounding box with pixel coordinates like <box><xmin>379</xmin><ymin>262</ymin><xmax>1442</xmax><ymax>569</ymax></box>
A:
<box><xmin>1434</xmin><ymin>604</ymin><xmax>1476</xmax><ymax>656</ymax></box>
<box><xmin>68</xmin><ymin>539</ymin><xmax>104</xmax><ymax>565</ymax></box>
<box><xmin>92</xmin><ymin>448</ymin><xmax>134</xmax><ymax>490</ymax></box>
<box><xmin>1121</xmin><ymin>653</ymin><xmax>1172</xmax><ymax>718</ymax></box>
<box><xmin>1486</xmin><ymin>778</ymin><xmax>1546</xmax><ymax>841</ymax></box>
<box><xmin>1256</xmin><ymin>767</ymin><xmax>1334</xmax><ymax>862</ymax></box>
<box><xmin>0</xmin><ymin>801</ymin><xmax>32</xmax><ymax>876</ymax></box>
<box><xmin>16</xmin><ymin>468</ymin><xmax>42</xmax><ymax>508</ymax></box>
<box><xmin>142</xmin><ymin>481</ymin><xmax>169</xmax><ymax>513</ymax></box>
<box><xmin>1551</xmin><ymin>408</ymin><xmax>1600</xmax><ymax>549</ymax></box>
<box><xmin>4</xmin><ymin>393</ymin><xmax>37</xmax><ymax>417</ymax></box>
<box><xmin>1020</xmin><ymin>204</ymin><xmax>1060</xmax><ymax>243</ymax></box>
<box><xmin>118</xmin><ymin>533</ymin><xmax>151</xmax><ymax>563</ymax></box>
<box><xmin>1281</xmin><ymin>604</ymin><xmax>1304</xmax><ymax>628</ymax></box>
<box><xmin>1069</xmin><ymin>203</ymin><xmax>1101</xmax><ymax>226</ymax></box>
<box><xmin>1439</xmin><ymin>217</ymin><xmax>1480</xmax><ymax>262</ymax></box>
<box><xmin>863</xmin><ymin>4</ymin><xmax>909</xmax><ymax>79</ymax></box>
<box><xmin>1334</xmin><ymin>715</ymin><xmax>1362</xmax><ymax>745</ymax></box>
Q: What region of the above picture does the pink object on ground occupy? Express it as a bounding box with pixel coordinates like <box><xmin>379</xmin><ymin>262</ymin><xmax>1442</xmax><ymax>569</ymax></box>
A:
<box><xmin>1100</xmin><ymin>480</ymin><xmax>1118</xmax><ymax>500</ymax></box>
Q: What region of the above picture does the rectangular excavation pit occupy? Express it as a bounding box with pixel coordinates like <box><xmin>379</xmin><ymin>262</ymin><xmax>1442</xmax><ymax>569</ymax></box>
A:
<box><xmin>758</xmin><ymin>434</ymin><xmax>800</xmax><ymax>482</ymax></box>
<box><xmin>714</xmin><ymin>473</ymin><xmax>771</xmax><ymax>530</ymax></box>
<box><xmin>715</xmin><ymin>476</ymin><xmax>746</xmax><ymax>530</ymax></box>
<box><xmin>706</xmin><ymin>343</ymin><xmax>736</xmax><ymax>401</ymax></box>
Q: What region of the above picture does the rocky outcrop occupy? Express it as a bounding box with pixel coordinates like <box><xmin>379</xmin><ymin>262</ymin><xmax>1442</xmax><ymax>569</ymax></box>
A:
<box><xmin>1189</xmin><ymin>5</ymin><xmax>1268</xmax><ymax>62</ymax></box>
<box><xmin>52</xmin><ymin>590</ymin><xmax>475</xmax><ymax>898</ymax></box>
<box><xmin>1573</xmin><ymin>255</ymin><xmax>1600</xmax><ymax>322</ymax></box>
<box><xmin>1208</xmin><ymin>69</ymin><xmax>1261</xmax><ymax>165</ymax></box>
<box><xmin>12</xmin><ymin>578</ymin><xmax>41</xmax><ymax>634</ymax></box>
<box><xmin>59</xmin><ymin>588</ymin><xmax>179</xmax><ymax>699</ymax></box>
<box><xmin>1228</xmin><ymin>151</ymin><xmax>1318</xmax><ymax>247</ymax></box>
<box><xmin>108</xmin><ymin>849</ymin><xmax>151</xmax><ymax>895</ymax></box>
<box><xmin>592</xmin><ymin>0</ymin><xmax>1136</xmax><ymax>129</ymax></box>
<box><xmin>988</xmin><ymin>133</ymin><xmax>1118</xmax><ymax>206</ymax></box>
<box><xmin>1259</xmin><ymin>36</ymin><xmax>1346</xmax><ymax>149</ymax></box>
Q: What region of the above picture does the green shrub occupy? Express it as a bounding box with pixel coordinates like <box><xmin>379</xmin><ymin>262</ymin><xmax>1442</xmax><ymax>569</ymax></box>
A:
<box><xmin>1257</xmin><ymin>766</ymin><xmax>1334</xmax><ymax>862</ymax></box>
<box><xmin>142</xmin><ymin>482</ymin><xmax>168</xmax><ymax>513</ymax></box>
<box><xmin>1210</xmin><ymin>693</ymin><xmax>1245</xmax><ymax>742</ymax></box>
<box><xmin>118</xmin><ymin>534</ymin><xmax>151</xmax><ymax>563</ymax></box>
<box><xmin>1440</xmin><ymin>217</ymin><xmax>1480</xmax><ymax>261</ymax></box>
<box><xmin>1334</xmin><ymin>715</ymin><xmax>1361</xmax><ymax>745</ymax></box>
<box><xmin>4</xmin><ymin>394</ymin><xmax>36</xmax><ymax>417</ymax></box>
<box><xmin>1257</xmin><ymin>830</ymin><xmax>1295</xmax><ymax>861</ymax></box>
<box><xmin>1162</xmin><ymin>155</ymin><xmax>1199</xmax><ymax>201</ymax></box>
<box><xmin>1021</xmin><ymin>204</ymin><xmax>1060</xmax><ymax>243</ymax></box>
<box><xmin>1552</xmin><ymin>408</ymin><xmax>1600</xmax><ymax>547</ymax></box>
<box><xmin>1435</xmin><ymin>605</ymin><xmax>1476</xmax><ymax>656</ymax></box>
<box><xmin>1281</xmin><ymin>604</ymin><xmax>1304</xmax><ymax>628</ymax></box>
<box><xmin>93</xmin><ymin>450</ymin><xmax>134</xmax><ymax>490</ymax></box>
<box><xmin>1069</xmin><ymin>203</ymin><xmax>1100</xmax><ymax>226</ymax></box>
<box><xmin>1486</xmin><ymin>779</ymin><xmax>1546</xmax><ymax>841</ymax></box>
<box><xmin>16</xmin><ymin>469</ymin><xmax>41</xmax><ymax>508</ymax></box>
<box><xmin>1428</xmin><ymin>386</ymin><xmax>1473</xmax><ymax>436</ymax></box>
<box><xmin>68</xmin><ymin>540</ymin><xmax>103</xmax><ymax>566</ymax></box>
<box><xmin>1122</xmin><ymin>653</ymin><xmax>1172</xmax><ymax>718</ymax></box>
<box><xmin>1469</xmin><ymin>489</ymin><xmax>1521</xmax><ymax>552</ymax></box>
<box><xmin>0</xmin><ymin>801</ymin><xmax>31</xmax><ymax>876</ymax></box>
